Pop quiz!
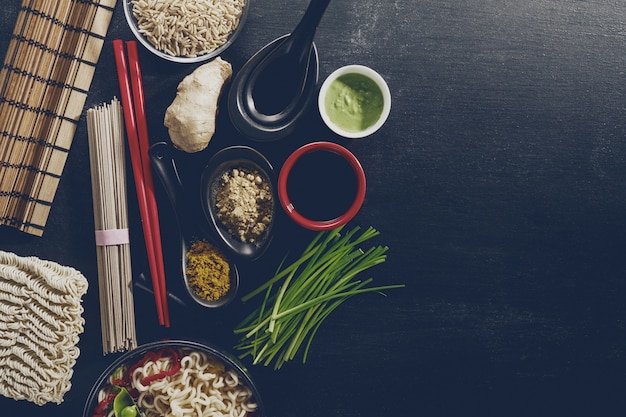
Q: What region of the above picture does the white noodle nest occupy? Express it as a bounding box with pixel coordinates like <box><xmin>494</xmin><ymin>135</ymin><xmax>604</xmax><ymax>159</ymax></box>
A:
<box><xmin>0</xmin><ymin>251</ymin><xmax>88</xmax><ymax>405</ymax></box>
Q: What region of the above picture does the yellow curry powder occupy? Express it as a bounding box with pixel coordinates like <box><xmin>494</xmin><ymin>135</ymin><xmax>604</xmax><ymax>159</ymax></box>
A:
<box><xmin>185</xmin><ymin>239</ymin><xmax>230</xmax><ymax>301</ymax></box>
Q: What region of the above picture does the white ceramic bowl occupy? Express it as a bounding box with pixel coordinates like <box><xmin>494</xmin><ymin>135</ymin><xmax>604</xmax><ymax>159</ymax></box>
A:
<box><xmin>123</xmin><ymin>0</ymin><xmax>250</xmax><ymax>64</ymax></box>
<box><xmin>318</xmin><ymin>65</ymin><xmax>391</xmax><ymax>139</ymax></box>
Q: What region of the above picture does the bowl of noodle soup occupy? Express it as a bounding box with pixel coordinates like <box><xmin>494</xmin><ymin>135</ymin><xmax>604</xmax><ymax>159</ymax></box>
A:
<box><xmin>84</xmin><ymin>340</ymin><xmax>264</xmax><ymax>417</ymax></box>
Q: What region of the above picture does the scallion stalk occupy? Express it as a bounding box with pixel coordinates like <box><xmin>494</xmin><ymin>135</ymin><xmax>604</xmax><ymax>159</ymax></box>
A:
<box><xmin>233</xmin><ymin>225</ymin><xmax>404</xmax><ymax>369</ymax></box>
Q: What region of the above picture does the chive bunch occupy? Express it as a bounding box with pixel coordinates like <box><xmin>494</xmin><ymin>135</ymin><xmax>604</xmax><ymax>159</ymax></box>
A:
<box><xmin>234</xmin><ymin>226</ymin><xmax>404</xmax><ymax>369</ymax></box>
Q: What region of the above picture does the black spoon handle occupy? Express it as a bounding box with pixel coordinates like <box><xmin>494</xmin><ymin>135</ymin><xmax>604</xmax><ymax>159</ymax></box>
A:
<box><xmin>148</xmin><ymin>141</ymin><xmax>195</xmax><ymax>238</ymax></box>
<box><xmin>289</xmin><ymin>0</ymin><xmax>332</xmax><ymax>63</ymax></box>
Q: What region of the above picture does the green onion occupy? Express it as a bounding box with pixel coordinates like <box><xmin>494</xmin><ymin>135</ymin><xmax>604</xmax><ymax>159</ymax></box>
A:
<box><xmin>233</xmin><ymin>225</ymin><xmax>405</xmax><ymax>369</ymax></box>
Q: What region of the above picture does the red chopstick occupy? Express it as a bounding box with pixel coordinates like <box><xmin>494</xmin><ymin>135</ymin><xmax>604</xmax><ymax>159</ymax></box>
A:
<box><xmin>126</xmin><ymin>41</ymin><xmax>170</xmax><ymax>326</ymax></box>
<box><xmin>113</xmin><ymin>39</ymin><xmax>170</xmax><ymax>327</ymax></box>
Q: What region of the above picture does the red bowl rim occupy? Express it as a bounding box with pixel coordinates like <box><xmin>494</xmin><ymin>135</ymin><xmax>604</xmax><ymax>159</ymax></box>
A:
<box><xmin>278</xmin><ymin>141</ymin><xmax>366</xmax><ymax>231</ymax></box>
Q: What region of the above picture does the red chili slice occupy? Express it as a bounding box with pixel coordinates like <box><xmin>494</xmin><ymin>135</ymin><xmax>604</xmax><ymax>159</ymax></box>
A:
<box><xmin>140</xmin><ymin>348</ymin><xmax>181</xmax><ymax>385</ymax></box>
<box><xmin>93</xmin><ymin>349</ymin><xmax>171</xmax><ymax>417</ymax></box>
<box><xmin>129</xmin><ymin>351</ymin><xmax>158</xmax><ymax>378</ymax></box>
<box><xmin>110</xmin><ymin>378</ymin><xmax>127</xmax><ymax>387</ymax></box>
<box><xmin>92</xmin><ymin>392</ymin><xmax>116</xmax><ymax>417</ymax></box>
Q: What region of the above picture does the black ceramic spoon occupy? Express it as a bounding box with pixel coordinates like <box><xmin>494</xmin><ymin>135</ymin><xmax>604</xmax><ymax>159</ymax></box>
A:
<box><xmin>228</xmin><ymin>0</ymin><xmax>332</xmax><ymax>141</ymax></box>
<box><xmin>148</xmin><ymin>142</ymin><xmax>239</xmax><ymax>308</ymax></box>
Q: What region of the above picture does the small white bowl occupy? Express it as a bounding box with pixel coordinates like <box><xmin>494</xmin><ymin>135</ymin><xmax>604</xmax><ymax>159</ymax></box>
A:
<box><xmin>318</xmin><ymin>65</ymin><xmax>391</xmax><ymax>139</ymax></box>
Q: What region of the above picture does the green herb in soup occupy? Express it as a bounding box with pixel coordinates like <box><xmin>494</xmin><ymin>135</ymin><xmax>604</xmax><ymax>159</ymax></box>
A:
<box><xmin>113</xmin><ymin>388</ymin><xmax>140</xmax><ymax>417</ymax></box>
<box><xmin>324</xmin><ymin>73</ymin><xmax>384</xmax><ymax>132</ymax></box>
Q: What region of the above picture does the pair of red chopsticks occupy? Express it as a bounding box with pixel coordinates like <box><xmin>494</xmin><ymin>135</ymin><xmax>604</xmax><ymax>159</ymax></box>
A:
<box><xmin>113</xmin><ymin>40</ymin><xmax>170</xmax><ymax>327</ymax></box>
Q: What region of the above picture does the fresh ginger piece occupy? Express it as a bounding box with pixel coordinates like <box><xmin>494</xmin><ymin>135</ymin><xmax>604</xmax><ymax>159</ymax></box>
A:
<box><xmin>164</xmin><ymin>57</ymin><xmax>232</xmax><ymax>153</ymax></box>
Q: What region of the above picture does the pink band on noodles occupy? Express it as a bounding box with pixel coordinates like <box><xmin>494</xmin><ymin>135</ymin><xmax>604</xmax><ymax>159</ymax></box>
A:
<box><xmin>95</xmin><ymin>229</ymin><xmax>130</xmax><ymax>246</ymax></box>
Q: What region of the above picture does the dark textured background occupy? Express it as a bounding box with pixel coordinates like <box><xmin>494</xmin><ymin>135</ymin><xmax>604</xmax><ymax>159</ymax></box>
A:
<box><xmin>2</xmin><ymin>0</ymin><xmax>626</xmax><ymax>416</ymax></box>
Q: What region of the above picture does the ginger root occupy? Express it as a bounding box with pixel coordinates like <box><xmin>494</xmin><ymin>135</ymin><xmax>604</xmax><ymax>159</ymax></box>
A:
<box><xmin>164</xmin><ymin>57</ymin><xmax>232</xmax><ymax>153</ymax></box>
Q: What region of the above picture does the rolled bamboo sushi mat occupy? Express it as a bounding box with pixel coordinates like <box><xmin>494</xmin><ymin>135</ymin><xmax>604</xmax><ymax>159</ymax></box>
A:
<box><xmin>0</xmin><ymin>0</ymin><xmax>117</xmax><ymax>236</ymax></box>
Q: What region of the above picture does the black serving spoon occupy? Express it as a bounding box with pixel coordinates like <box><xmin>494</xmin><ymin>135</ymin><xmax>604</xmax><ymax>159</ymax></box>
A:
<box><xmin>228</xmin><ymin>0</ymin><xmax>332</xmax><ymax>141</ymax></box>
<box><xmin>200</xmin><ymin>146</ymin><xmax>277</xmax><ymax>262</ymax></box>
<box><xmin>148</xmin><ymin>142</ymin><xmax>239</xmax><ymax>308</ymax></box>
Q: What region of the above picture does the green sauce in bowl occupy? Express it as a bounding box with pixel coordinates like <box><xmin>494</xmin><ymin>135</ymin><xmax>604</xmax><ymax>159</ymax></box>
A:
<box><xmin>319</xmin><ymin>65</ymin><xmax>390</xmax><ymax>138</ymax></box>
<box><xmin>324</xmin><ymin>72</ymin><xmax>384</xmax><ymax>132</ymax></box>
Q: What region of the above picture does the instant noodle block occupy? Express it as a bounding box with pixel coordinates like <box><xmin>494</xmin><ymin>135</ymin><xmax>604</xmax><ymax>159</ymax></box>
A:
<box><xmin>0</xmin><ymin>251</ymin><xmax>89</xmax><ymax>405</ymax></box>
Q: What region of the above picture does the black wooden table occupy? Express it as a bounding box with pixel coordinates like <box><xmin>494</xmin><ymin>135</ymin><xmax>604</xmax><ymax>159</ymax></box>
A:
<box><xmin>2</xmin><ymin>1</ymin><xmax>626</xmax><ymax>416</ymax></box>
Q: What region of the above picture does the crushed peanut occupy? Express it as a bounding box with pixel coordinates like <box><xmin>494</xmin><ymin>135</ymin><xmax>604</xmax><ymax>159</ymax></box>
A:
<box><xmin>215</xmin><ymin>167</ymin><xmax>273</xmax><ymax>244</ymax></box>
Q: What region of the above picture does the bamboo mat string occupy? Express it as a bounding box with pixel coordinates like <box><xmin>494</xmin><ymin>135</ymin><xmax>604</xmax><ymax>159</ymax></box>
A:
<box><xmin>0</xmin><ymin>0</ymin><xmax>117</xmax><ymax>236</ymax></box>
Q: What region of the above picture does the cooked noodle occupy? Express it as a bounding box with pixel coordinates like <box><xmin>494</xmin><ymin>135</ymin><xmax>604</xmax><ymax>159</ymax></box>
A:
<box><xmin>96</xmin><ymin>348</ymin><xmax>257</xmax><ymax>417</ymax></box>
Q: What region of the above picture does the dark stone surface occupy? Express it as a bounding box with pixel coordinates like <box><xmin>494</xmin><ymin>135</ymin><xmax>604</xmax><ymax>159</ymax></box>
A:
<box><xmin>1</xmin><ymin>0</ymin><xmax>626</xmax><ymax>416</ymax></box>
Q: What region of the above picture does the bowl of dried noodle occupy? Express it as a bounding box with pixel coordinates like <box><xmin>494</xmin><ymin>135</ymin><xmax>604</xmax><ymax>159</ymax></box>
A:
<box><xmin>123</xmin><ymin>0</ymin><xmax>250</xmax><ymax>63</ymax></box>
<box><xmin>83</xmin><ymin>339</ymin><xmax>265</xmax><ymax>417</ymax></box>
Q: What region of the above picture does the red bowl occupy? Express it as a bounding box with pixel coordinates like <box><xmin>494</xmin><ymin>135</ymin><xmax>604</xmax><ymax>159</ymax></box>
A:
<box><xmin>278</xmin><ymin>141</ymin><xmax>366</xmax><ymax>231</ymax></box>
